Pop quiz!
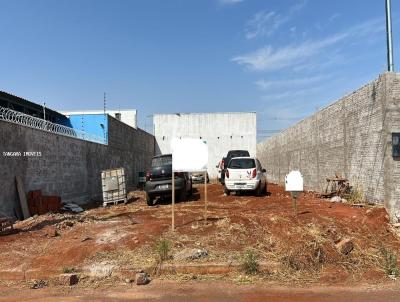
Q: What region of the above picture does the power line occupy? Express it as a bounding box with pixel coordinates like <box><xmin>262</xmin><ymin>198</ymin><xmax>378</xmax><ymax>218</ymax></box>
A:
<box><xmin>257</xmin><ymin>129</ymin><xmax>282</xmax><ymax>133</ymax></box>
<box><xmin>260</xmin><ymin>116</ymin><xmax>304</xmax><ymax>121</ymax></box>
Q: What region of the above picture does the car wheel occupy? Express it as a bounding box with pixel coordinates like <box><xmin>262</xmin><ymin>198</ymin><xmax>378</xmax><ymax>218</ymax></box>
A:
<box><xmin>188</xmin><ymin>182</ymin><xmax>193</xmax><ymax>196</ymax></box>
<box><xmin>146</xmin><ymin>193</ymin><xmax>154</xmax><ymax>206</ymax></box>
<box><xmin>178</xmin><ymin>189</ymin><xmax>186</xmax><ymax>202</ymax></box>
<box><xmin>255</xmin><ymin>184</ymin><xmax>262</xmax><ymax>197</ymax></box>
<box><xmin>224</xmin><ymin>186</ymin><xmax>230</xmax><ymax>196</ymax></box>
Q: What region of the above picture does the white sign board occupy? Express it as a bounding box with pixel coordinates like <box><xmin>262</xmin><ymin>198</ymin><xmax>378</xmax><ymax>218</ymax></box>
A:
<box><xmin>171</xmin><ymin>138</ymin><xmax>208</xmax><ymax>172</ymax></box>
<box><xmin>285</xmin><ymin>171</ymin><xmax>304</xmax><ymax>192</ymax></box>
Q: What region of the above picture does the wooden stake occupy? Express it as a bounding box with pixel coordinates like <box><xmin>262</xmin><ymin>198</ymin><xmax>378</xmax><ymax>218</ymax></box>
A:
<box><xmin>16</xmin><ymin>176</ymin><xmax>30</xmax><ymax>219</ymax></box>
<box><xmin>291</xmin><ymin>192</ymin><xmax>298</xmax><ymax>217</ymax></box>
<box><xmin>204</xmin><ymin>171</ymin><xmax>208</xmax><ymax>223</ymax></box>
<box><xmin>172</xmin><ymin>172</ymin><xmax>175</xmax><ymax>231</ymax></box>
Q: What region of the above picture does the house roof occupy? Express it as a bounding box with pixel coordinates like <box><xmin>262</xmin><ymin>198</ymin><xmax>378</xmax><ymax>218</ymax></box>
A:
<box><xmin>0</xmin><ymin>91</ymin><xmax>67</xmax><ymax>118</ymax></box>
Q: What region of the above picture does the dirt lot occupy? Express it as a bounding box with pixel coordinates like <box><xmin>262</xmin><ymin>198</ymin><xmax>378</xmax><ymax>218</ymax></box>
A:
<box><xmin>1</xmin><ymin>280</ymin><xmax>400</xmax><ymax>302</ymax></box>
<box><xmin>1</xmin><ymin>183</ymin><xmax>400</xmax><ymax>297</ymax></box>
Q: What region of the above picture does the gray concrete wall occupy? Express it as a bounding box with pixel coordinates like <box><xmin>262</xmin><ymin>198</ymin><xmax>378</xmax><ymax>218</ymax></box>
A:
<box><xmin>153</xmin><ymin>112</ymin><xmax>257</xmax><ymax>178</ymax></box>
<box><xmin>383</xmin><ymin>73</ymin><xmax>400</xmax><ymax>220</ymax></box>
<box><xmin>256</xmin><ymin>72</ymin><xmax>400</xmax><ymax>220</ymax></box>
<box><xmin>0</xmin><ymin>115</ymin><xmax>155</xmax><ymax>218</ymax></box>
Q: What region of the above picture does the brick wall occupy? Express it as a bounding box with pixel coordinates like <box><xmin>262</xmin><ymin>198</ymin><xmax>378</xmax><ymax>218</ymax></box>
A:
<box><xmin>257</xmin><ymin>72</ymin><xmax>400</xmax><ymax>220</ymax></box>
<box><xmin>0</xmin><ymin>116</ymin><xmax>155</xmax><ymax>218</ymax></box>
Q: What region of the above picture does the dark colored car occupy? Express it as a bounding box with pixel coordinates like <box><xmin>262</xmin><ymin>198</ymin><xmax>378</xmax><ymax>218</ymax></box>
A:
<box><xmin>191</xmin><ymin>172</ymin><xmax>210</xmax><ymax>184</ymax></box>
<box><xmin>218</xmin><ymin>150</ymin><xmax>250</xmax><ymax>184</ymax></box>
<box><xmin>144</xmin><ymin>154</ymin><xmax>192</xmax><ymax>206</ymax></box>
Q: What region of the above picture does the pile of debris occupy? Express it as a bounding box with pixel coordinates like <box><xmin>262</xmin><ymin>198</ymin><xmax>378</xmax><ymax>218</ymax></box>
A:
<box><xmin>321</xmin><ymin>173</ymin><xmax>350</xmax><ymax>199</ymax></box>
<box><xmin>329</xmin><ymin>196</ymin><xmax>347</xmax><ymax>203</ymax></box>
<box><xmin>28</xmin><ymin>190</ymin><xmax>62</xmax><ymax>216</ymax></box>
<box><xmin>61</xmin><ymin>203</ymin><xmax>84</xmax><ymax>213</ymax></box>
<box><xmin>174</xmin><ymin>248</ymin><xmax>208</xmax><ymax>261</ymax></box>
<box><xmin>28</xmin><ymin>190</ymin><xmax>84</xmax><ymax>214</ymax></box>
<box><xmin>0</xmin><ymin>216</ymin><xmax>14</xmax><ymax>234</ymax></box>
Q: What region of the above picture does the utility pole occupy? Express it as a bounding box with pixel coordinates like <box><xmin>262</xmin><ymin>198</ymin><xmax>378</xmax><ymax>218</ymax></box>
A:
<box><xmin>386</xmin><ymin>0</ymin><xmax>394</xmax><ymax>72</ymax></box>
<box><xmin>43</xmin><ymin>102</ymin><xmax>46</xmax><ymax>121</ymax></box>
<box><xmin>103</xmin><ymin>92</ymin><xmax>107</xmax><ymax>143</ymax></box>
<box><xmin>103</xmin><ymin>92</ymin><xmax>106</xmax><ymax>115</ymax></box>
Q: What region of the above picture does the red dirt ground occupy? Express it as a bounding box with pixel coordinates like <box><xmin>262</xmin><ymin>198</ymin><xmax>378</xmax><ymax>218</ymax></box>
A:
<box><xmin>0</xmin><ymin>183</ymin><xmax>399</xmax><ymax>288</ymax></box>
<box><xmin>1</xmin><ymin>280</ymin><xmax>400</xmax><ymax>302</ymax></box>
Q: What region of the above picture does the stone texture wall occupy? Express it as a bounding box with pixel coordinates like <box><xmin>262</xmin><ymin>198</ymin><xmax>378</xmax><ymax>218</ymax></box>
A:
<box><xmin>383</xmin><ymin>73</ymin><xmax>400</xmax><ymax>219</ymax></box>
<box><xmin>257</xmin><ymin>72</ymin><xmax>400</xmax><ymax>220</ymax></box>
<box><xmin>0</xmin><ymin>116</ymin><xmax>155</xmax><ymax>218</ymax></box>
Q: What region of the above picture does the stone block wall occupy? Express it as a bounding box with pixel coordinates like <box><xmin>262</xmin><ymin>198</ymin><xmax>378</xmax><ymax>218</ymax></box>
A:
<box><xmin>0</xmin><ymin>115</ymin><xmax>155</xmax><ymax>218</ymax></box>
<box><xmin>257</xmin><ymin>72</ymin><xmax>400</xmax><ymax>220</ymax></box>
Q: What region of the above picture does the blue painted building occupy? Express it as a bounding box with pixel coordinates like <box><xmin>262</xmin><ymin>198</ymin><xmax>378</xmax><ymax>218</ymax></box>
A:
<box><xmin>0</xmin><ymin>91</ymin><xmax>108</xmax><ymax>144</ymax></box>
<box><xmin>68</xmin><ymin>114</ymin><xmax>108</xmax><ymax>144</ymax></box>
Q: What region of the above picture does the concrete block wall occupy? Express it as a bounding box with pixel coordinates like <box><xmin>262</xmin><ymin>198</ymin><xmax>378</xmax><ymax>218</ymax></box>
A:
<box><xmin>384</xmin><ymin>73</ymin><xmax>400</xmax><ymax>219</ymax></box>
<box><xmin>257</xmin><ymin>72</ymin><xmax>400</xmax><ymax>220</ymax></box>
<box><xmin>0</xmin><ymin>115</ymin><xmax>155</xmax><ymax>218</ymax></box>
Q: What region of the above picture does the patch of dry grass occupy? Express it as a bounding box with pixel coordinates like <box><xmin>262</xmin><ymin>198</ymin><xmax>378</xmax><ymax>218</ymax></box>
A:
<box><xmin>346</xmin><ymin>186</ymin><xmax>365</xmax><ymax>204</ymax></box>
<box><xmin>84</xmin><ymin>201</ymin><xmax>399</xmax><ymax>286</ymax></box>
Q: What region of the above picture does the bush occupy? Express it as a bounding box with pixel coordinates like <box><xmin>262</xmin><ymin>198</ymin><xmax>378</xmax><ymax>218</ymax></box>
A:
<box><xmin>347</xmin><ymin>186</ymin><xmax>364</xmax><ymax>204</ymax></box>
<box><xmin>62</xmin><ymin>267</ymin><xmax>76</xmax><ymax>274</ymax></box>
<box><xmin>155</xmin><ymin>238</ymin><xmax>171</xmax><ymax>262</ymax></box>
<box><xmin>241</xmin><ymin>249</ymin><xmax>259</xmax><ymax>275</ymax></box>
<box><xmin>380</xmin><ymin>247</ymin><xmax>399</xmax><ymax>277</ymax></box>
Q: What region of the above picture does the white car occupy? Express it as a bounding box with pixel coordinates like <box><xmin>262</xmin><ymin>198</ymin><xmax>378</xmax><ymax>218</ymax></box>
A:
<box><xmin>224</xmin><ymin>157</ymin><xmax>267</xmax><ymax>196</ymax></box>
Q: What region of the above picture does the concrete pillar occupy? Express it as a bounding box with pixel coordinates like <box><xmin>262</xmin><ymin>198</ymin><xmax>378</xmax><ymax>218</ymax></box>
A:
<box><xmin>383</xmin><ymin>72</ymin><xmax>400</xmax><ymax>221</ymax></box>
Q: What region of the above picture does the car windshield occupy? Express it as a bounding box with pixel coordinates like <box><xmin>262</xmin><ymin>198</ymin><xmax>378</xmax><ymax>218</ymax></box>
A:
<box><xmin>228</xmin><ymin>151</ymin><xmax>249</xmax><ymax>157</ymax></box>
<box><xmin>152</xmin><ymin>155</ymin><xmax>172</xmax><ymax>167</ymax></box>
<box><xmin>228</xmin><ymin>158</ymin><xmax>255</xmax><ymax>169</ymax></box>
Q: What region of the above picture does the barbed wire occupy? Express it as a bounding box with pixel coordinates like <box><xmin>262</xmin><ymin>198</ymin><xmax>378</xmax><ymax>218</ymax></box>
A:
<box><xmin>0</xmin><ymin>106</ymin><xmax>106</xmax><ymax>144</ymax></box>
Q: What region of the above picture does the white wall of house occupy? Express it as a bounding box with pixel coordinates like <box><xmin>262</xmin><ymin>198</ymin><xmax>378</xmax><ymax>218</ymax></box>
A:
<box><xmin>153</xmin><ymin>112</ymin><xmax>256</xmax><ymax>179</ymax></box>
<box><xmin>62</xmin><ymin>109</ymin><xmax>137</xmax><ymax>129</ymax></box>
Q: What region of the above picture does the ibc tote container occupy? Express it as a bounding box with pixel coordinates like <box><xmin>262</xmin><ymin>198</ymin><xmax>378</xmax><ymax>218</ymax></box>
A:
<box><xmin>101</xmin><ymin>167</ymin><xmax>127</xmax><ymax>206</ymax></box>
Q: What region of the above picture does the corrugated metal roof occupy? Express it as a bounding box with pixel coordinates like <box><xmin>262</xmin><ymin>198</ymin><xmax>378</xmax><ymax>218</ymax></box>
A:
<box><xmin>0</xmin><ymin>91</ymin><xmax>66</xmax><ymax>118</ymax></box>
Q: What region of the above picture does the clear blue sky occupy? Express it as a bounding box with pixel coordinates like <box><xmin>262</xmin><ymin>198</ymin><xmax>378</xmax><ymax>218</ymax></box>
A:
<box><xmin>0</xmin><ymin>0</ymin><xmax>397</xmax><ymax>138</ymax></box>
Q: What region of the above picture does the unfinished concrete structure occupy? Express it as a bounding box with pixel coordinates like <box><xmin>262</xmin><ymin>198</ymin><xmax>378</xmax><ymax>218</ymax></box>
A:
<box><xmin>153</xmin><ymin>112</ymin><xmax>257</xmax><ymax>178</ymax></box>
<box><xmin>0</xmin><ymin>114</ymin><xmax>154</xmax><ymax>218</ymax></box>
<box><xmin>257</xmin><ymin>72</ymin><xmax>400</xmax><ymax>220</ymax></box>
